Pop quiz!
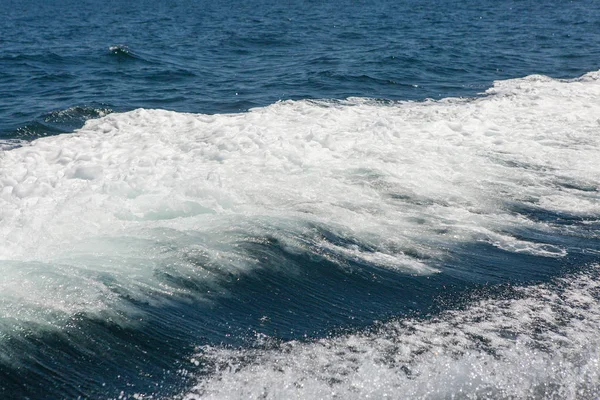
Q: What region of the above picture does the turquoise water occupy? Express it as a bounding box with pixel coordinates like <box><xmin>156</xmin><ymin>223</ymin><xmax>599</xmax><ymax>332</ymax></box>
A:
<box><xmin>1</xmin><ymin>1</ymin><xmax>600</xmax><ymax>399</ymax></box>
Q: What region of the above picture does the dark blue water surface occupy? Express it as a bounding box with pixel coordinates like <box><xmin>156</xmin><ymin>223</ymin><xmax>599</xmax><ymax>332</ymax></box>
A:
<box><xmin>1</xmin><ymin>0</ymin><xmax>599</xmax><ymax>136</ymax></box>
<box><xmin>1</xmin><ymin>1</ymin><xmax>600</xmax><ymax>399</ymax></box>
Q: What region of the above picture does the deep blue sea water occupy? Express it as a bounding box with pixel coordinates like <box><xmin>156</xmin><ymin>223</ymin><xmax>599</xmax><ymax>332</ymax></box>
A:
<box><xmin>1</xmin><ymin>0</ymin><xmax>600</xmax><ymax>399</ymax></box>
<box><xmin>2</xmin><ymin>0</ymin><xmax>600</xmax><ymax>137</ymax></box>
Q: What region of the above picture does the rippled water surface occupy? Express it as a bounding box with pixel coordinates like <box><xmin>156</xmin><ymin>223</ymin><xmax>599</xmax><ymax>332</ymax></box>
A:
<box><xmin>1</xmin><ymin>0</ymin><xmax>600</xmax><ymax>399</ymax></box>
<box><xmin>2</xmin><ymin>0</ymin><xmax>600</xmax><ymax>136</ymax></box>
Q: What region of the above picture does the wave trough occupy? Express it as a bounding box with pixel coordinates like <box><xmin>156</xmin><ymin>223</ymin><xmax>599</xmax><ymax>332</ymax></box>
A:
<box><xmin>188</xmin><ymin>267</ymin><xmax>600</xmax><ymax>399</ymax></box>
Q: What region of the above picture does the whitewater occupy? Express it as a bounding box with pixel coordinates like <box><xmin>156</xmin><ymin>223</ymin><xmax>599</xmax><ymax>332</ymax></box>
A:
<box><xmin>1</xmin><ymin>71</ymin><xmax>599</xmax><ymax>398</ymax></box>
<box><xmin>189</xmin><ymin>270</ymin><xmax>600</xmax><ymax>399</ymax></box>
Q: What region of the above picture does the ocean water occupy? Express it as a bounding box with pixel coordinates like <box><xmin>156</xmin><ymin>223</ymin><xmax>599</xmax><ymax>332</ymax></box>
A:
<box><xmin>1</xmin><ymin>0</ymin><xmax>600</xmax><ymax>399</ymax></box>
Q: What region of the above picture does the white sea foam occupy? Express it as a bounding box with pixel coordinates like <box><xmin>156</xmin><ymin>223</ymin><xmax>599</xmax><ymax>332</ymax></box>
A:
<box><xmin>184</xmin><ymin>268</ymin><xmax>600</xmax><ymax>399</ymax></box>
<box><xmin>0</xmin><ymin>139</ymin><xmax>26</xmax><ymax>151</ymax></box>
<box><xmin>1</xmin><ymin>71</ymin><xmax>600</xmax><ymax>324</ymax></box>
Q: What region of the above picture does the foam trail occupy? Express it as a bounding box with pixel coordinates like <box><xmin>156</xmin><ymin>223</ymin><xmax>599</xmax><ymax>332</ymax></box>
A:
<box><xmin>185</xmin><ymin>268</ymin><xmax>600</xmax><ymax>400</ymax></box>
<box><xmin>0</xmin><ymin>70</ymin><xmax>599</xmax><ymax>329</ymax></box>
